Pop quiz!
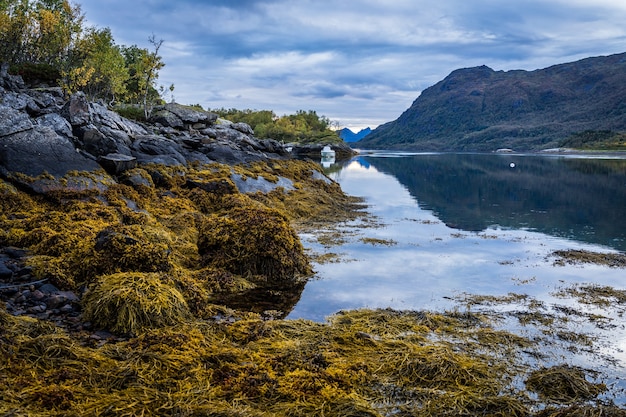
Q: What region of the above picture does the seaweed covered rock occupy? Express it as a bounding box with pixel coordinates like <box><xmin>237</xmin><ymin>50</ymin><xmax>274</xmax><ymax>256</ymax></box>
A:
<box><xmin>198</xmin><ymin>196</ymin><xmax>312</xmax><ymax>286</ymax></box>
<box><xmin>82</xmin><ymin>272</ymin><xmax>190</xmax><ymax>334</ymax></box>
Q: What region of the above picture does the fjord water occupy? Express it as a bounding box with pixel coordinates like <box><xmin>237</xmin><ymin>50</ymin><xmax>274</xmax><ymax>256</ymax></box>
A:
<box><xmin>289</xmin><ymin>152</ymin><xmax>626</xmax><ymax>321</ymax></box>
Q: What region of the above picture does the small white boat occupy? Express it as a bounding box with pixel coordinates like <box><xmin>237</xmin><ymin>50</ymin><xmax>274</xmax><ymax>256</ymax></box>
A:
<box><xmin>321</xmin><ymin>145</ymin><xmax>336</xmax><ymax>160</ymax></box>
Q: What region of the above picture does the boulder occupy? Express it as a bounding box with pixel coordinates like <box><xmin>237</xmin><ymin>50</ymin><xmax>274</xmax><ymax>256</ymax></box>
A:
<box><xmin>0</xmin><ymin>105</ymin><xmax>34</xmax><ymax>136</ymax></box>
<box><xmin>61</xmin><ymin>92</ymin><xmax>91</xmax><ymax>127</ymax></box>
<box><xmin>131</xmin><ymin>135</ymin><xmax>187</xmax><ymax>165</ymax></box>
<box><xmin>98</xmin><ymin>153</ymin><xmax>137</xmax><ymax>175</ymax></box>
<box><xmin>35</xmin><ymin>113</ymin><xmax>73</xmax><ymax>138</ymax></box>
<box><xmin>150</xmin><ymin>103</ymin><xmax>219</xmax><ymax>129</ymax></box>
<box><xmin>150</xmin><ymin>108</ymin><xmax>184</xmax><ymax>128</ymax></box>
<box><xmin>232</xmin><ymin>122</ymin><xmax>254</xmax><ymax>135</ymax></box>
<box><xmin>0</xmin><ymin>126</ymin><xmax>100</xmax><ymax>178</ymax></box>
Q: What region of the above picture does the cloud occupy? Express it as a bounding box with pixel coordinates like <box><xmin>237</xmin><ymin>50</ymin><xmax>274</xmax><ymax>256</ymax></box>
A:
<box><xmin>79</xmin><ymin>0</ymin><xmax>626</xmax><ymax>130</ymax></box>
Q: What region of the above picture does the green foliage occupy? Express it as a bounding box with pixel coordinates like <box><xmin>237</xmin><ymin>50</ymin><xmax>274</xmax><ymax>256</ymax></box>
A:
<box><xmin>559</xmin><ymin>130</ymin><xmax>626</xmax><ymax>150</ymax></box>
<box><xmin>9</xmin><ymin>61</ymin><xmax>60</xmax><ymax>84</ymax></box>
<box><xmin>211</xmin><ymin>108</ymin><xmax>343</xmax><ymax>144</ymax></box>
<box><xmin>63</xmin><ymin>26</ymin><xmax>128</xmax><ymax>101</ymax></box>
<box><xmin>1</xmin><ymin>0</ymin><xmax>166</xmax><ymax>111</ymax></box>
<box><xmin>113</xmin><ymin>103</ymin><xmax>145</xmax><ymax>121</ymax></box>
<box><xmin>0</xmin><ymin>0</ymin><xmax>83</xmax><ymax>67</ymax></box>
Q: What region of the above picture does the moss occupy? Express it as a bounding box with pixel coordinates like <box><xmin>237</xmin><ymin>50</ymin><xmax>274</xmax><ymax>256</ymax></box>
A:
<box><xmin>82</xmin><ymin>272</ymin><xmax>190</xmax><ymax>335</ymax></box>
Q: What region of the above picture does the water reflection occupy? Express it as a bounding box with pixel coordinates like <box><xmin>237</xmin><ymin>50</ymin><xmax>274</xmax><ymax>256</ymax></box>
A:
<box><xmin>291</xmin><ymin>153</ymin><xmax>626</xmax><ymax>321</ymax></box>
<box><xmin>359</xmin><ymin>153</ymin><xmax>626</xmax><ymax>251</ymax></box>
<box><xmin>291</xmin><ymin>152</ymin><xmax>626</xmax><ymax>401</ymax></box>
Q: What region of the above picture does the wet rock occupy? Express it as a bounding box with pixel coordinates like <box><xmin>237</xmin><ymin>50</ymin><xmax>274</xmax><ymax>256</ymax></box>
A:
<box><xmin>120</xmin><ymin>168</ymin><xmax>155</xmax><ymax>189</ymax></box>
<box><xmin>46</xmin><ymin>292</ymin><xmax>78</xmax><ymax>309</ymax></box>
<box><xmin>131</xmin><ymin>135</ymin><xmax>187</xmax><ymax>165</ymax></box>
<box><xmin>0</xmin><ymin>125</ymin><xmax>101</xmax><ymax>179</ymax></box>
<box><xmin>39</xmin><ymin>283</ymin><xmax>60</xmax><ymax>294</ymax></box>
<box><xmin>3</xmin><ymin>247</ymin><xmax>28</xmax><ymax>259</ymax></box>
<box><xmin>59</xmin><ymin>304</ymin><xmax>74</xmax><ymax>313</ymax></box>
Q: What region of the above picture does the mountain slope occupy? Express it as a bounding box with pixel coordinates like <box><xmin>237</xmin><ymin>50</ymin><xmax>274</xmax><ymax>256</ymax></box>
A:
<box><xmin>338</xmin><ymin>127</ymin><xmax>372</xmax><ymax>142</ymax></box>
<box><xmin>360</xmin><ymin>52</ymin><xmax>626</xmax><ymax>151</ymax></box>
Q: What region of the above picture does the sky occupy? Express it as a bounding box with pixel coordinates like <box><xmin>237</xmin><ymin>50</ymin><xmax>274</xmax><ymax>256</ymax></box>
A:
<box><xmin>78</xmin><ymin>0</ymin><xmax>626</xmax><ymax>131</ymax></box>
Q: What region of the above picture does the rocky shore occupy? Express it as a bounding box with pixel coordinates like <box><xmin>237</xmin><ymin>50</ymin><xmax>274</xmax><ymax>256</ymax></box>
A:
<box><xmin>0</xmin><ymin>68</ymin><xmax>359</xmax><ymax>337</ymax></box>
<box><xmin>2</xmin><ymin>70</ymin><xmax>623</xmax><ymax>416</ymax></box>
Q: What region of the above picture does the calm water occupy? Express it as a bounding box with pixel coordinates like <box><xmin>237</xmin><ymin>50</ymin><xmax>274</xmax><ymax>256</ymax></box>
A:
<box><xmin>286</xmin><ymin>151</ymin><xmax>626</xmax><ymax>400</ymax></box>
<box><xmin>289</xmin><ymin>152</ymin><xmax>626</xmax><ymax>321</ymax></box>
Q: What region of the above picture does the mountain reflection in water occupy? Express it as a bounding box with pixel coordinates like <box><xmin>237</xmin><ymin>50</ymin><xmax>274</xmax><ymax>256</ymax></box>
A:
<box><xmin>359</xmin><ymin>152</ymin><xmax>626</xmax><ymax>251</ymax></box>
<box><xmin>290</xmin><ymin>152</ymin><xmax>626</xmax><ymax>322</ymax></box>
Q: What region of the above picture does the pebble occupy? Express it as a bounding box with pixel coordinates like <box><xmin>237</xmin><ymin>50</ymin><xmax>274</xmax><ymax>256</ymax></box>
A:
<box><xmin>0</xmin><ymin>246</ymin><xmax>94</xmax><ymax>339</ymax></box>
<box><xmin>60</xmin><ymin>304</ymin><xmax>74</xmax><ymax>313</ymax></box>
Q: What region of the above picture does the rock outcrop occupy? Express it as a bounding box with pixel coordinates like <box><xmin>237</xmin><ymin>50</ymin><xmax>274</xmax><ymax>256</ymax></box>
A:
<box><xmin>0</xmin><ymin>72</ymin><xmax>291</xmax><ymax>195</ymax></box>
<box><xmin>0</xmin><ymin>69</ymin><xmax>356</xmax><ymax>333</ymax></box>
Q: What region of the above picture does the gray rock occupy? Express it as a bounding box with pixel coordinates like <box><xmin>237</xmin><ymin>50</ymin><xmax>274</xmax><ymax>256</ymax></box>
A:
<box><xmin>0</xmin><ymin>105</ymin><xmax>34</xmax><ymax>136</ymax></box>
<box><xmin>131</xmin><ymin>135</ymin><xmax>187</xmax><ymax>165</ymax></box>
<box><xmin>61</xmin><ymin>92</ymin><xmax>91</xmax><ymax>127</ymax></box>
<box><xmin>150</xmin><ymin>108</ymin><xmax>184</xmax><ymax>129</ymax></box>
<box><xmin>0</xmin><ymin>260</ymin><xmax>13</xmax><ymax>279</ymax></box>
<box><xmin>231</xmin><ymin>173</ymin><xmax>295</xmax><ymax>194</ymax></box>
<box><xmin>38</xmin><ymin>283</ymin><xmax>60</xmax><ymax>294</ymax></box>
<box><xmin>98</xmin><ymin>153</ymin><xmax>137</xmax><ymax>175</ymax></box>
<box><xmin>1</xmin><ymin>90</ymin><xmax>38</xmax><ymax>112</ymax></box>
<box><xmin>78</xmin><ymin>125</ymin><xmax>132</xmax><ymax>158</ymax></box>
<box><xmin>46</xmin><ymin>292</ymin><xmax>78</xmax><ymax>309</ymax></box>
<box><xmin>90</xmin><ymin>102</ymin><xmax>146</xmax><ymax>135</ymax></box>
<box><xmin>232</xmin><ymin>122</ymin><xmax>254</xmax><ymax>135</ymax></box>
<box><xmin>35</xmin><ymin>113</ymin><xmax>73</xmax><ymax>138</ymax></box>
<box><xmin>120</xmin><ymin>168</ymin><xmax>155</xmax><ymax>189</ymax></box>
<box><xmin>161</xmin><ymin>103</ymin><xmax>218</xmax><ymax>125</ymax></box>
<box><xmin>0</xmin><ymin>126</ymin><xmax>100</xmax><ymax>178</ymax></box>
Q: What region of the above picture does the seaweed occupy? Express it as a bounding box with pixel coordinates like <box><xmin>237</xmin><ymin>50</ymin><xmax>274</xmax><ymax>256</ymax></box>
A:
<box><xmin>2</xmin><ymin>160</ymin><xmax>626</xmax><ymax>415</ymax></box>
<box><xmin>526</xmin><ymin>365</ymin><xmax>606</xmax><ymax>404</ymax></box>
<box><xmin>82</xmin><ymin>272</ymin><xmax>190</xmax><ymax>335</ymax></box>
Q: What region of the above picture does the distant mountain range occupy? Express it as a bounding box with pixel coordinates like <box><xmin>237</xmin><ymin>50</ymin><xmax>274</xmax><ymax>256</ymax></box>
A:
<box><xmin>359</xmin><ymin>52</ymin><xmax>626</xmax><ymax>151</ymax></box>
<box><xmin>338</xmin><ymin>127</ymin><xmax>371</xmax><ymax>142</ymax></box>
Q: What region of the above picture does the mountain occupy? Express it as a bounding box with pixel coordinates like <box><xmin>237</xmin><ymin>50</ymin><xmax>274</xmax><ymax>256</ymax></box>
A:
<box><xmin>338</xmin><ymin>127</ymin><xmax>372</xmax><ymax>142</ymax></box>
<box><xmin>360</xmin><ymin>52</ymin><xmax>626</xmax><ymax>151</ymax></box>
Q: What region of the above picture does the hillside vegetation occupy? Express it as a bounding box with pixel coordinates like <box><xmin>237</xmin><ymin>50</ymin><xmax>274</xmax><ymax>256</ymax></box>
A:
<box><xmin>210</xmin><ymin>108</ymin><xmax>342</xmax><ymax>145</ymax></box>
<box><xmin>361</xmin><ymin>53</ymin><xmax>626</xmax><ymax>151</ymax></box>
<box><xmin>0</xmin><ymin>1</ymin><xmax>342</xmax><ymax>145</ymax></box>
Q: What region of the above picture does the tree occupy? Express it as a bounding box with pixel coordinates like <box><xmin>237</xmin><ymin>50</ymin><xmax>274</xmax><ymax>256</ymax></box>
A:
<box><xmin>139</xmin><ymin>34</ymin><xmax>164</xmax><ymax>118</ymax></box>
<box><xmin>0</xmin><ymin>0</ymin><xmax>83</xmax><ymax>66</ymax></box>
<box><xmin>64</xmin><ymin>27</ymin><xmax>127</xmax><ymax>102</ymax></box>
<box><xmin>120</xmin><ymin>40</ymin><xmax>164</xmax><ymax>117</ymax></box>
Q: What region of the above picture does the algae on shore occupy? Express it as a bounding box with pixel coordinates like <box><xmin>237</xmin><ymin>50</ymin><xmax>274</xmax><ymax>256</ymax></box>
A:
<box><xmin>1</xmin><ymin>159</ymin><xmax>626</xmax><ymax>415</ymax></box>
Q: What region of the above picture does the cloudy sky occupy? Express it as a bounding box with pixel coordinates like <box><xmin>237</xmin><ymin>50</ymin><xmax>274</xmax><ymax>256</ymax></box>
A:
<box><xmin>79</xmin><ymin>0</ymin><xmax>626</xmax><ymax>131</ymax></box>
